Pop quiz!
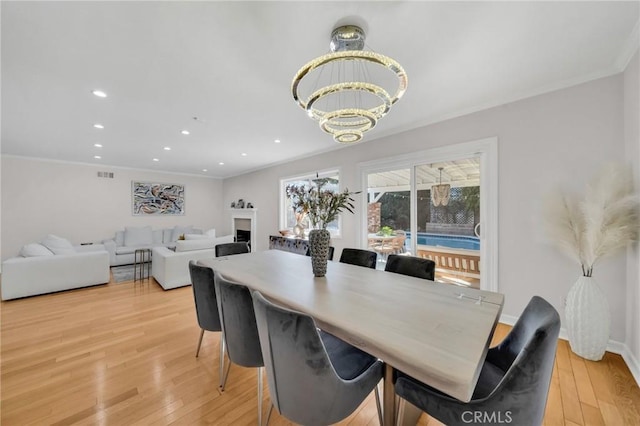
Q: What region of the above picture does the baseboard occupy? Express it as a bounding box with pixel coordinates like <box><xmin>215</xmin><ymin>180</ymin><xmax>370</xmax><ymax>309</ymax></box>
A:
<box><xmin>499</xmin><ymin>314</ymin><xmax>640</xmax><ymax>387</ymax></box>
<box><xmin>622</xmin><ymin>346</ymin><xmax>640</xmax><ymax>387</ymax></box>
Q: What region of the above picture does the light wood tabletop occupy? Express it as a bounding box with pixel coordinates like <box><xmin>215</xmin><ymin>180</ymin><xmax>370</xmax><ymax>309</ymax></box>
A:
<box><xmin>200</xmin><ymin>250</ymin><xmax>503</xmax><ymax>424</ymax></box>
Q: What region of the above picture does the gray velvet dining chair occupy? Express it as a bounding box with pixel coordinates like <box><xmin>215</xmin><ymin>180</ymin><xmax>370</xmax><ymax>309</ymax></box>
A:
<box><xmin>384</xmin><ymin>254</ymin><xmax>435</xmax><ymax>280</ymax></box>
<box><xmin>215</xmin><ymin>241</ymin><xmax>250</xmax><ymax>257</ymax></box>
<box><xmin>251</xmin><ymin>290</ymin><xmax>384</xmax><ymax>425</ymax></box>
<box><xmin>395</xmin><ymin>295</ymin><xmax>561</xmax><ymax>426</ymax></box>
<box><xmin>188</xmin><ymin>261</ymin><xmax>225</xmax><ymax>386</ymax></box>
<box><xmin>305</xmin><ymin>245</ymin><xmax>335</xmax><ymax>261</ymax></box>
<box><xmin>214</xmin><ymin>272</ymin><xmax>265</xmax><ymax>425</ymax></box>
<box><xmin>339</xmin><ymin>248</ymin><xmax>377</xmax><ymax>269</ymax></box>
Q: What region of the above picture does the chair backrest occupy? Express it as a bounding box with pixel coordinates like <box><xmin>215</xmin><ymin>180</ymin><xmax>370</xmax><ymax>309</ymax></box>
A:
<box><xmin>394</xmin><ymin>295</ymin><xmax>560</xmax><ymax>426</ymax></box>
<box><xmin>384</xmin><ymin>254</ymin><xmax>435</xmax><ymax>280</ymax></box>
<box><xmin>188</xmin><ymin>261</ymin><xmax>222</xmax><ymax>332</ymax></box>
<box><xmin>305</xmin><ymin>245</ymin><xmax>335</xmax><ymax>261</ymax></box>
<box><xmin>252</xmin><ymin>291</ymin><xmax>378</xmax><ymax>425</ymax></box>
<box><xmin>213</xmin><ymin>272</ymin><xmax>263</xmax><ymax>368</ymax></box>
<box><xmin>339</xmin><ymin>248</ymin><xmax>377</xmax><ymax>269</ymax></box>
<box><xmin>392</xmin><ymin>235</ymin><xmax>406</xmax><ymax>250</ymax></box>
<box><xmin>215</xmin><ymin>242</ymin><xmax>250</xmax><ymax>257</ymax></box>
<box><xmin>476</xmin><ymin>296</ymin><xmax>561</xmax><ymax>424</ymax></box>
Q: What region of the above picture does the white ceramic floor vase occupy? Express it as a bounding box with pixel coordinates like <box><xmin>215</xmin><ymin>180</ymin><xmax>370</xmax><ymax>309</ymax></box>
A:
<box><xmin>565</xmin><ymin>276</ymin><xmax>610</xmax><ymax>361</ymax></box>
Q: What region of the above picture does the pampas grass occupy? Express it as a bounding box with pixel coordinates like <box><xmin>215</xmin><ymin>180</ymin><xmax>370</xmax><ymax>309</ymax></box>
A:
<box><xmin>543</xmin><ymin>163</ymin><xmax>639</xmax><ymax>277</ymax></box>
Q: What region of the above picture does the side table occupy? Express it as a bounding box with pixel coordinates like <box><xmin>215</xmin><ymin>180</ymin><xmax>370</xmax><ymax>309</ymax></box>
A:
<box><xmin>134</xmin><ymin>248</ymin><xmax>152</xmax><ymax>282</ymax></box>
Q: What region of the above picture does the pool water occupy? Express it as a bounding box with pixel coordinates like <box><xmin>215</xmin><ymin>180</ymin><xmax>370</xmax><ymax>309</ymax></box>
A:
<box><xmin>405</xmin><ymin>233</ymin><xmax>480</xmax><ymax>251</ymax></box>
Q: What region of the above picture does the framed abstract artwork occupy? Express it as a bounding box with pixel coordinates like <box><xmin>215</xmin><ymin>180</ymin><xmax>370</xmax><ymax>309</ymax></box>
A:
<box><xmin>132</xmin><ymin>181</ymin><xmax>185</xmax><ymax>215</ymax></box>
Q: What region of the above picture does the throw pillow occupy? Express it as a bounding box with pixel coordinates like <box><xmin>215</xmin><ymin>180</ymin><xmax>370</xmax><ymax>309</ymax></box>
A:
<box><xmin>175</xmin><ymin>239</ymin><xmax>216</xmax><ymax>252</ymax></box>
<box><xmin>171</xmin><ymin>225</ymin><xmax>193</xmax><ymax>242</ymax></box>
<box><xmin>20</xmin><ymin>243</ymin><xmax>54</xmax><ymax>257</ymax></box>
<box><xmin>124</xmin><ymin>226</ymin><xmax>153</xmax><ymax>247</ymax></box>
<box><xmin>41</xmin><ymin>234</ymin><xmax>76</xmax><ymax>255</ymax></box>
<box><xmin>184</xmin><ymin>234</ymin><xmax>209</xmax><ymax>240</ymax></box>
<box><xmin>204</xmin><ymin>228</ymin><xmax>216</xmax><ymax>238</ymax></box>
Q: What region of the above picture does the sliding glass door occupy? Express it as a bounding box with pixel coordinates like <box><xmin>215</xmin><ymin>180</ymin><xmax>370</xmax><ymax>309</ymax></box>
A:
<box><xmin>360</xmin><ymin>139</ymin><xmax>497</xmax><ymax>291</ymax></box>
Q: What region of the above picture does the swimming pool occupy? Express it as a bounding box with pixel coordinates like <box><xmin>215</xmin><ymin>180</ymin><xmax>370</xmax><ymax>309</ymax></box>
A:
<box><xmin>405</xmin><ymin>233</ymin><xmax>480</xmax><ymax>251</ymax></box>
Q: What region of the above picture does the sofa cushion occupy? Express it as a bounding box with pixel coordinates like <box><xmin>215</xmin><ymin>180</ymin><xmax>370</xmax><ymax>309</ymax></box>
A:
<box><xmin>171</xmin><ymin>225</ymin><xmax>193</xmax><ymax>242</ymax></box>
<box><xmin>124</xmin><ymin>226</ymin><xmax>153</xmax><ymax>247</ymax></box>
<box><xmin>41</xmin><ymin>234</ymin><xmax>76</xmax><ymax>255</ymax></box>
<box><xmin>115</xmin><ymin>231</ymin><xmax>125</xmax><ymax>247</ymax></box>
<box><xmin>20</xmin><ymin>243</ymin><xmax>54</xmax><ymax>257</ymax></box>
<box><xmin>152</xmin><ymin>229</ymin><xmax>164</xmax><ymax>244</ymax></box>
<box><xmin>115</xmin><ymin>245</ymin><xmax>151</xmax><ymax>255</ymax></box>
<box><xmin>162</xmin><ymin>229</ymin><xmax>173</xmax><ymax>244</ymax></box>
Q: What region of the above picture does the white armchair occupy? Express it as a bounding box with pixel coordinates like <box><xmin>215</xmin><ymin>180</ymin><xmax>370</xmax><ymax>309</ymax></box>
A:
<box><xmin>152</xmin><ymin>235</ymin><xmax>234</xmax><ymax>290</ymax></box>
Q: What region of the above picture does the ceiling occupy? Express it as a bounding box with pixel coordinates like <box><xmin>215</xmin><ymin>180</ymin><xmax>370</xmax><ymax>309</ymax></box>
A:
<box><xmin>2</xmin><ymin>1</ymin><xmax>638</xmax><ymax>179</ymax></box>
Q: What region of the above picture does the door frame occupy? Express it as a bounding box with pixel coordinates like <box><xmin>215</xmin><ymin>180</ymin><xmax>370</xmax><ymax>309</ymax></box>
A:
<box><xmin>358</xmin><ymin>137</ymin><xmax>499</xmax><ymax>292</ymax></box>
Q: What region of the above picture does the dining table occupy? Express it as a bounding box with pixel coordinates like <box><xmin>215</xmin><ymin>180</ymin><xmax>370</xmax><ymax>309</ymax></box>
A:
<box><xmin>199</xmin><ymin>249</ymin><xmax>504</xmax><ymax>425</ymax></box>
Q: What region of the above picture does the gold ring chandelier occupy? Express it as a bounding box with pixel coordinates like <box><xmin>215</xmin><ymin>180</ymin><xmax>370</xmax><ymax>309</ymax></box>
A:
<box><xmin>292</xmin><ymin>25</ymin><xmax>408</xmax><ymax>144</ymax></box>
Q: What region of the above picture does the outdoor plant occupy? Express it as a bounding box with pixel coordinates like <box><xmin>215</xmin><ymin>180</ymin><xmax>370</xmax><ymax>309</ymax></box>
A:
<box><xmin>378</xmin><ymin>226</ymin><xmax>394</xmax><ymax>236</ymax></box>
<box><xmin>286</xmin><ymin>176</ymin><xmax>359</xmax><ymax>229</ymax></box>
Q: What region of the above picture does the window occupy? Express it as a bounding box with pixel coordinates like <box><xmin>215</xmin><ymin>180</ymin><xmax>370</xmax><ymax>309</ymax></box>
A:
<box><xmin>280</xmin><ymin>169</ymin><xmax>343</xmax><ymax>236</ymax></box>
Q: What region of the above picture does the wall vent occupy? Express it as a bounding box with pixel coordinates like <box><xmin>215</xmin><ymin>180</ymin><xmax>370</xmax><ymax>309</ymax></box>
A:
<box><xmin>97</xmin><ymin>171</ymin><xmax>114</xmax><ymax>178</ymax></box>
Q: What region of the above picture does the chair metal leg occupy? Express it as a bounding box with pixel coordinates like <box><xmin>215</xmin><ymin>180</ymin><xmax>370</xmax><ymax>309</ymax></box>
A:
<box><xmin>264</xmin><ymin>403</ymin><xmax>273</xmax><ymax>426</ymax></box>
<box><xmin>219</xmin><ymin>331</ymin><xmax>226</xmax><ymax>388</ymax></box>
<box><xmin>195</xmin><ymin>328</ymin><xmax>205</xmax><ymax>357</ymax></box>
<box><xmin>374</xmin><ymin>383</ymin><xmax>383</xmax><ymax>426</ymax></box>
<box><xmin>257</xmin><ymin>367</ymin><xmax>264</xmax><ymax>426</ymax></box>
<box><xmin>220</xmin><ymin>361</ymin><xmax>232</xmax><ymax>391</ymax></box>
<box><xmin>397</xmin><ymin>397</ymin><xmax>406</xmax><ymax>425</ymax></box>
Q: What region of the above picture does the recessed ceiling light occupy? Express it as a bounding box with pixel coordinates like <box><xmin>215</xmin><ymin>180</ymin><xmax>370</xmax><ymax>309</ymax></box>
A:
<box><xmin>218</xmin><ymin>162</ymin><xmax>225</xmax><ymax>166</ymax></box>
<box><xmin>181</xmin><ymin>130</ymin><xmax>190</xmax><ymax>135</ymax></box>
<box><xmin>164</xmin><ymin>147</ymin><xmax>171</xmax><ymax>151</ymax></box>
<box><xmin>94</xmin><ymin>155</ymin><xmax>101</xmax><ymax>159</ymax></box>
<box><xmin>153</xmin><ymin>158</ymin><xmax>159</xmax><ymax>162</ymax></box>
<box><xmin>274</xmin><ymin>139</ymin><xmax>281</xmax><ymax>143</ymax></box>
<box><xmin>202</xmin><ymin>169</ymin><xmax>208</xmax><ymax>172</ymax></box>
<box><xmin>94</xmin><ymin>143</ymin><xmax>102</xmax><ymax>148</ymax></box>
<box><xmin>93</xmin><ymin>124</ymin><xmax>104</xmax><ymax>129</ymax></box>
<box><xmin>241</xmin><ymin>152</ymin><xmax>247</xmax><ymax>157</ymax></box>
<box><xmin>92</xmin><ymin>90</ymin><xmax>107</xmax><ymax>98</ymax></box>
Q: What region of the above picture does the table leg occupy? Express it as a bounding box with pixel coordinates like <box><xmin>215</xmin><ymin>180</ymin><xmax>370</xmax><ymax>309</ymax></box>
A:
<box><xmin>383</xmin><ymin>363</ymin><xmax>395</xmax><ymax>426</ymax></box>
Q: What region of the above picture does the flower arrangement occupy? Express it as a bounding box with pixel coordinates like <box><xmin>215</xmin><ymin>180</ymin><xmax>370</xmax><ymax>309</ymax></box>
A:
<box><xmin>286</xmin><ymin>175</ymin><xmax>359</xmax><ymax>230</ymax></box>
<box><xmin>542</xmin><ymin>163</ymin><xmax>638</xmax><ymax>277</ymax></box>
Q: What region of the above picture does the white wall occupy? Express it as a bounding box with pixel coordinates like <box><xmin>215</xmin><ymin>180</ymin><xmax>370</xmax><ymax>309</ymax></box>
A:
<box><xmin>624</xmin><ymin>50</ymin><xmax>640</xmax><ymax>371</ymax></box>
<box><xmin>1</xmin><ymin>157</ymin><xmax>225</xmax><ymax>260</ymax></box>
<box><xmin>223</xmin><ymin>74</ymin><xmax>629</xmax><ymax>342</ymax></box>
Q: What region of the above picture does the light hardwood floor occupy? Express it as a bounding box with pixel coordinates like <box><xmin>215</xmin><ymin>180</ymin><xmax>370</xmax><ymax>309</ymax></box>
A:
<box><xmin>1</xmin><ymin>276</ymin><xmax>639</xmax><ymax>425</ymax></box>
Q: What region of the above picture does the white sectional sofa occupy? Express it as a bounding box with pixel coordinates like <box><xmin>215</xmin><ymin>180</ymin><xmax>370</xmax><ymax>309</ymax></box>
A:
<box><xmin>152</xmin><ymin>235</ymin><xmax>234</xmax><ymax>290</ymax></box>
<box><xmin>102</xmin><ymin>225</ymin><xmax>207</xmax><ymax>266</ymax></box>
<box><xmin>1</xmin><ymin>237</ymin><xmax>110</xmax><ymax>301</ymax></box>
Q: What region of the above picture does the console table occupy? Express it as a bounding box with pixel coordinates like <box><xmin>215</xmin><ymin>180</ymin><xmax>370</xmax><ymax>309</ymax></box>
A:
<box><xmin>268</xmin><ymin>235</ymin><xmax>309</xmax><ymax>255</ymax></box>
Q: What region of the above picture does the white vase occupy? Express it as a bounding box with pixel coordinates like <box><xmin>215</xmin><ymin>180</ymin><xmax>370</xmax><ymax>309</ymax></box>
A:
<box><xmin>565</xmin><ymin>275</ymin><xmax>610</xmax><ymax>361</ymax></box>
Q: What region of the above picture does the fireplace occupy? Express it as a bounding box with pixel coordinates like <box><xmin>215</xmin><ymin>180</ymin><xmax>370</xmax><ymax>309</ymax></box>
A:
<box><xmin>231</xmin><ymin>208</ymin><xmax>257</xmax><ymax>252</ymax></box>
<box><xmin>236</xmin><ymin>229</ymin><xmax>251</xmax><ymax>244</ymax></box>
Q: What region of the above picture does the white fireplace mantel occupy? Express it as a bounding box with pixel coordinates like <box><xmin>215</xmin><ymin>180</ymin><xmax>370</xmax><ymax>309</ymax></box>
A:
<box><xmin>230</xmin><ymin>208</ymin><xmax>257</xmax><ymax>251</ymax></box>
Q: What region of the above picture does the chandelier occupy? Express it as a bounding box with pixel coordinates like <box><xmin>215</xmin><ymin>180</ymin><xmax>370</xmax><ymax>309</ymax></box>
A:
<box><xmin>431</xmin><ymin>167</ymin><xmax>451</xmax><ymax>207</ymax></box>
<box><xmin>291</xmin><ymin>24</ymin><xmax>408</xmax><ymax>144</ymax></box>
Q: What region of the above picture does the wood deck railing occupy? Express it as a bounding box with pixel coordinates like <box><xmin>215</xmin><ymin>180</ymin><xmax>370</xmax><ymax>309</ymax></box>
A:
<box><xmin>417</xmin><ymin>247</ymin><xmax>480</xmax><ymax>277</ymax></box>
